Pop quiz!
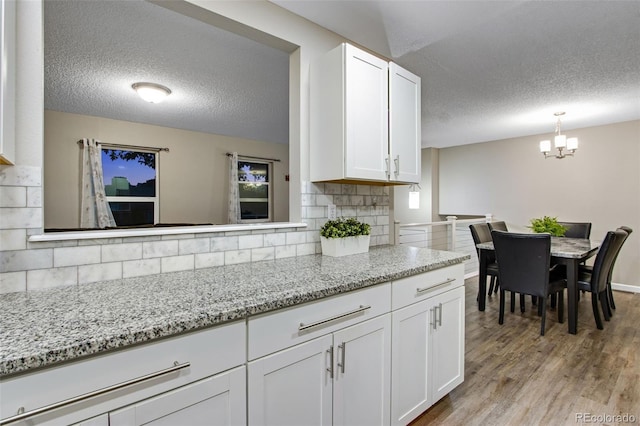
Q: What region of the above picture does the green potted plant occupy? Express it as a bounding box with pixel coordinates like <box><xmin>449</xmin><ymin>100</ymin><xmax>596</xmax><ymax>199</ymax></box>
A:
<box><xmin>320</xmin><ymin>217</ymin><xmax>371</xmax><ymax>257</ymax></box>
<box><xmin>528</xmin><ymin>216</ymin><xmax>567</xmax><ymax>237</ymax></box>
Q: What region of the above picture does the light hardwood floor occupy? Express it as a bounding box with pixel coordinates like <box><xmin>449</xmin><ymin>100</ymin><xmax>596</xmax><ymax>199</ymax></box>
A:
<box><xmin>411</xmin><ymin>277</ymin><xmax>640</xmax><ymax>426</ymax></box>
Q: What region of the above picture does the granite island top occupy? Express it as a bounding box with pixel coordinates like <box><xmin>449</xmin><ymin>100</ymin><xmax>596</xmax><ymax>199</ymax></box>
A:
<box><xmin>0</xmin><ymin>245</ymin><xmax>469</xmax><ymax>377</ymax></box>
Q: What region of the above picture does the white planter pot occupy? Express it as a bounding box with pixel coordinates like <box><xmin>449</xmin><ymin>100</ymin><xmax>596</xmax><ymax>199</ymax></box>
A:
<box><xmin>320</xmin><ymin>235</ymin><xmax>370</xmax><ymax>257</ymax></box>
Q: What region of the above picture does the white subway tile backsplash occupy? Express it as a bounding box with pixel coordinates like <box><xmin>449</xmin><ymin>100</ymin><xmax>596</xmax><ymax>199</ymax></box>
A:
<box><xmin>211</xmin><ymin>236</ymin><xmax>238</xmax><ymax>252</ymax></box>
<box><xmin>225</xmin><ymin>250</ymin><xmax>251</xmax><ymax>265</ymax></box>
<box><xmin>296</xmin><ymin>243</ymin><xmax>316</xmax><ymax>256</ymax></box>
<box><xmin>1</xmin><ymin>207</ymin><xmax>42</xmax><ymax>229</ymax></box>
<box><xmin>28</xmin><ymin>267</ymin><xmax>77</xmax><ymax>290</ymax></box>
<box><xmin>0</xmin><ymin>271</ymin><xmax>26</xmax><ymax>294</ymax></box>
<box><xmin>179</xmin><ymin>238</ymin><xmax>210</xmax><ymax>255</ymax></box>
<box><xmin>275</xmin><ymin>245</ymin><xmax>296</xmax><ymax>259</ymax></box>
<box><xmin>143</xmin><ymin>240</ymin><xmax>179</xmax><ymax>258</ymax></box>
<box><xmin>123</xmin><ymin>258</ymin><xmax>161</xmax><ymax>278</ymax></box>
<box><xmin>195</xmin><ymin>252</ymin><xmax>224</xmax><ymax>269</ymax></box>
<box><xmin>239</xmin><ymin>234</ymin><xmax>264</xmax><ymax>250</ymax></box>
<box><xmin>286</xmin><ymin>232</ymin><xmax>306</xmax><ymax>245</ymax></box>
<box><xmin>1</xmin><ymin>174</ymin><xmax>391</xmax><ymax>291</ymax></box>
<box><xmin>102</xmin><ymin>243</ymin><xmax>142</xmax><ymax>262</ymax></box>
<box><xmin>1</xmin><ymin>248</ymin><xmax>53</xmax><ymax>273</ymax></box>
<box><xmin>0</xmin><ymin>187</ymin><xmax>26</xmax><ymax>207</ymax></box>
<box><xmin>264</xmin><ymin>233</ymin><xmax>286</xmax><ymax>247</ymax></box>
<box><xmin>27</xmin><ymin>187</ymin><xmax>42</xmax><ymax>208</ymax></box>
<box><xmin>0</xmin><ymin>165</ymin><xmax>42</xmax><ymax>186</ymax></box>
<box><xmin>54</xmin><ymin>246</ymin><xmax>101</xmax><ymax>268</ymax></box>
<box><xmin>0</xmin><ymin>229</ymin><xmax>27</xmax><ymax>251</ymax></box>
<box><xmin>161</xmin><ymin>255</ymin><xmax>194</xmax><ymax>273</ymax></box>
<box><xmin>251</xmin><ymin>247</ymin><xmax>275</xmax><ymax>262</ymax></box>
<box><xmin>79</xmin><ymin>262</ymin><xmax>122</xmax><ymax>284</ymax></box>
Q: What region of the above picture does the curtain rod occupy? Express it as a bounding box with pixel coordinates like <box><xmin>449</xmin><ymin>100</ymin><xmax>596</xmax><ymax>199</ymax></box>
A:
<box><xmin>77</xmin><ymin>140</ymin><xmax>169</xmax><ymax>153</ymax></box>
<box><xmin>226</xmin><ymin>152</ymin><xmax>281</xmax><ymax>162</ymax></box>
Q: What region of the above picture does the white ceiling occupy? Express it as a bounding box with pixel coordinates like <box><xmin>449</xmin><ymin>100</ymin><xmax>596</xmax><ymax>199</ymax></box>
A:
<box><xmin>45</xmin><ymin>0</ymin><xmax>640</xmax><ymax>149</ymax></box>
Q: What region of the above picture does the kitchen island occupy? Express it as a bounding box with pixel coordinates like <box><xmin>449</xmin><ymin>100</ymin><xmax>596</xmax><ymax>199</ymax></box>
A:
<box><xmin>1</xmin><ymin>245</ymin><xmax>469</xmax><ymax>425</ymax></box>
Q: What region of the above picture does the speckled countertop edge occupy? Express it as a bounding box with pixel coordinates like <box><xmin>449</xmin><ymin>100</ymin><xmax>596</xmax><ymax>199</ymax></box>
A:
<box><xmin>0</xmin><ymin>245</ymin><xmax>469</xmax><ymax>377</ymax></box>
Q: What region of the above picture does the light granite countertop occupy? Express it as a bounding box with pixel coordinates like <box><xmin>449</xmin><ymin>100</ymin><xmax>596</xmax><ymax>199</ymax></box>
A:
<box><xmin>0</xmin><ymin>245</ymin><xmax>469</xmax><ymax>377</ymax></box>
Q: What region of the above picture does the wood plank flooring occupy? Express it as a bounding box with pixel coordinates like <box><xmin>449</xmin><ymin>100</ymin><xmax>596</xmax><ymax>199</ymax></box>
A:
<box><xmin>410</xmin><ymin>277</ymin><xmax>640</xmax><ymax>426</ymax></box>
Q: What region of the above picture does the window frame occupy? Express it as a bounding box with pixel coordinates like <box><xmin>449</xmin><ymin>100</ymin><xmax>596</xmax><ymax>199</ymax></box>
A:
<box><xmin>102</xmin><ymin>146</ymin><xmax>160</xmax><ymax>225</ymax></box>
<box><xmin>238</xmin><ymin>158</ymin><xmax>272</xmax><ymax>223</ymax></box>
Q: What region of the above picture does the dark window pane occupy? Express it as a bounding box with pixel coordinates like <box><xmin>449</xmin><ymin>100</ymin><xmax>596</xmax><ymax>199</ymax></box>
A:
<box><xmin>109</xmin><ymin>202</ymin><xmax>154</xmax><ymax>226</ymax></box>
<box><xmin>240</xmin><ymin>201</ymin><xmax>269</xmax><ymax>220</ymax></box>
<box><xmin>238</xmin><ymin>162</ymin><xmax>269</xmax><ymax>182</ymax></box>
<box><xmin>102</xmin><ymin>149</ymin><xmax>156</xmax><ymax>197</ymax></box>
<box><xmin>239</xmin><ymin>183</ymin><xmax>269</xmax><ymax>199</ymax></box>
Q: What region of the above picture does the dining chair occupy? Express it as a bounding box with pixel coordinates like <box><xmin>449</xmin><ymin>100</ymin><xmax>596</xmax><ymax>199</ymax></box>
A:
<box><xmin>579</xmin><ymin>226</ymin><xmax>631</xmax><ymax>316</ymax></box>
<box><xmin>558</xmin><ymin>221</ymin><xmax>592</xmax><ymax>239</ymax></box>
<box><xmin>491</xmin><ymin>230</ymin><xmax>566</xmax><ymax>336</ymax></box>
<box><xmin>575</xmin><ymin>229</ymin><xmax>627</xmax><ymax>329</ymax></box>
<box><xmin>469</xmin><ymin>223</ymin><xmax>500</xmax><ymax>296</ymax></box>
<box><xmin>487</xmin><ymin>221</ymin><xmax>508</xmax><ymax>232</ymax></box>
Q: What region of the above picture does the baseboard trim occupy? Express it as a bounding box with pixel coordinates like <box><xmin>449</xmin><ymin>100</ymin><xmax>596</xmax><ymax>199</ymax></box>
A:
<box><xmin>466</xmin><ymin>271</ymin><xmax>639</xmax><ymax>294</ymax></box>
<box><xmin>611</xmin><ymin>283</ymin><xmax>640</xmax><ymax>294</ymax></box>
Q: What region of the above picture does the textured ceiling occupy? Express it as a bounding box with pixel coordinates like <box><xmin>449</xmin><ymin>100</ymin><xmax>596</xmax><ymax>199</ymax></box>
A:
<box><xmin>273</xmin><ymin>0</ymin><xmax>640</xmax><ymax>148</ymax></box>
<box><xmin>45</xmin><ymin>0</ymin><xmax>640</xmax><ymax>149</ymax></box>
<box><xmin>44</xmin><ymin>0</ymin><xmax>290</xmax><ymax>145</ymax></box>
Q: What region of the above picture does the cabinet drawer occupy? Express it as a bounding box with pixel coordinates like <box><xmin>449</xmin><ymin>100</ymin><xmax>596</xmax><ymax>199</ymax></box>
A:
<box><xmin>248</xmin><ymin>283</ymin><xmax>391</xmax><ymax>360</ymax></box>
<box><xmin>391</xmin><ymin>264</ymin><xmax>464</xmax><ymax>311</ymax></box>
<box><xmin>0</xmin><ymin>321</ymin><xmax>245</xmax><ymax>426</ymax></box>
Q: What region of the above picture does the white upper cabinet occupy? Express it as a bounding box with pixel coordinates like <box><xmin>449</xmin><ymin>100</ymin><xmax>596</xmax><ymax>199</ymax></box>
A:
<box><xmin>310</xmin><ymin>43</ymin><xmax>421</xmax><ymax>184</ymax></box>
<box><xmin>389</xmin><ymin>63</ymin><xmax>421</xmax><ymax>183</ymax></box>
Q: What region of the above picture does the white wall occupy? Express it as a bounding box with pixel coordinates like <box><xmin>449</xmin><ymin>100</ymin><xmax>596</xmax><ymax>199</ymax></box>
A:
<box><xmin>44</xmin><ymin>110</ymin><xmax>290</xmax><ymax>228</ymax></box>
<box><xmin>439</xmin><ymin>119</ymin><xmax>640</xmax><ymax>288</ymax></box>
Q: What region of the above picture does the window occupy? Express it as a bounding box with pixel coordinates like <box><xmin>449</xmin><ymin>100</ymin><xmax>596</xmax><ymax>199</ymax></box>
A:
<box><xmin>238</xmin><ymin>160</ymin><xmax>271</xmax><ymax>222</ymax></box>
<box><xmin>102</xmin><ymin>148</ymin><xmax>158</xmax><ymax>226</ymax></box>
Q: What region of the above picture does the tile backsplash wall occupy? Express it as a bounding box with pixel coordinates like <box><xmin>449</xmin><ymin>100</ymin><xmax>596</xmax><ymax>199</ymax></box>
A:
<box><xmin>302</xmin><ymin>181</ymin><xmax>391</xmax><ymax>247</ymax></box>
<box><xmin>0</xmin><ymin>176</ymin><xmax>391</xmax><ymax>293</ymax></box>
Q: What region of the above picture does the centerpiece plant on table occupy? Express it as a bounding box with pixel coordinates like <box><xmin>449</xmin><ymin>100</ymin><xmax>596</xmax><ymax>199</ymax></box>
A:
<box><xmin>319</xmin><ymin>217</ymin><xmax>371</xmax><ymax>257</ymax></box>
<box><xmin>528</xmin><ymin>216</ymin><xmax>567</xmax><ymax>237</ymax></box>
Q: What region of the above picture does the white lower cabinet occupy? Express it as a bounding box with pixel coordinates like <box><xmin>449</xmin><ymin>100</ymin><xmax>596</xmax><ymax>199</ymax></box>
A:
<box><xmin>390</xmin><ymin>264</ymin><xmax>465</xmax><ymax>426</ymax></box>
<box><xmin>110</xmin><ymin>366</ymin><xmax>246</xmax><ymax>426</ymax></box>
<box><xmin>248</xmin><ymin>314</ymin><xmax>392</xmax><ymax>426</ymax></box>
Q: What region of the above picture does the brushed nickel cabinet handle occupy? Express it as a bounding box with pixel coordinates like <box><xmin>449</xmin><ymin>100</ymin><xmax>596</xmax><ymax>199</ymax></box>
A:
<box><xmin>416</xmin><ymin>278</ymin><xmax>456</xmax><ymax>295</ymax></box>
<box><xmin>327</xmin><ymin>345</ymin><xmax>334</xmax><ymax>379</ymax></box>
<box><xmin>438</xmin><ymin>302</ymin><xmax>443</xmax><ymax>327</ymax></box>
<box><xmin>299</xmin><ymin>305</ymin><xmax>372</xmax><ymax>331</ymax></box>
<box><xmin>337</xmin><ymin>342</ymin><xmax>346</xmax><ymax>374</ymax></box>
<box><xmin>394</xmin><ymin>155</ymin><xmax>400</xmax><ymax>178</ymax></box>
<box><xmin>1</xmin><ymin>361</ymin><xmax>190</xmax><ymax>425</ymax></box>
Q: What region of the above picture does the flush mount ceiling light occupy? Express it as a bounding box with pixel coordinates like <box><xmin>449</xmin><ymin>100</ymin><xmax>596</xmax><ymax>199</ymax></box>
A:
<box><xmin>131</xmin><ymin>82</ymin><xmax>171</xmax><ymax>103</ymax></box>
<box><xmin>539</xmin><ymin>112</ymin><xmax>578</xmax><ymax>159</ymax></box>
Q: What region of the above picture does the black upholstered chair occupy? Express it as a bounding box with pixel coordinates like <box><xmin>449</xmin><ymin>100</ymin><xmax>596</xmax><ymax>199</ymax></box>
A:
<box><xmin>576</xmin><ymin>229</ymin><xmax>628</xmax><ymax>329</ymax></box>
<box><xmin>487</xmin><ymin>221</ymin><xmax>508</xmax><ymax>232</ymax></box>
<box><xmin>491</xmin><ymin>230</ymin><xmax>566</xmax><ymax>336</ymax></box>
<box><xmin>469</xmin><ymin>223</ymin><xmax>500</xmax><ymax>296</ymax></box>
<box><xmin>580</xmin><ymin>226</ymin><xmax>631</xmax><ymax>316</ymax></box>
<box><xmin>558</xmin><ymin>221</ymin><xmax>592</xmax><ymax>239</ymax></box>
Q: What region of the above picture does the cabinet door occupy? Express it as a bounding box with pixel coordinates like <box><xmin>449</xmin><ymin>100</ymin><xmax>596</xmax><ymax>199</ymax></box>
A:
<box><xmin>333</xmin><ymin>314</ymin><xmax>391</xmax><ymax>426</ymax></box>
<box><xmin>429</xmin><ymin>286</ymin><xmax>465</xmax><ymax>403</ymax></box>
<box><xmin>109</xmin><ymin>366</ymin><xmax>246</xmax><ymax>426</ymax></box>
<box><xmin>389</xmin><ymin>62</ymin><xmax>421</xmax><ymax>183</ymax></box>
<box><xmin>248</xmin><ymin>335</ymin><xmax>333</xmax><ymax>426</ymax></box>
<box><xmin>391</xmin><ymin>300</ymin><xmax>430</xmax><ymax>426</ymax></box>
<box><xmin>344</xmin><ymin>44</ymin><xmax>389</xmax><ymax>181</ymax></box>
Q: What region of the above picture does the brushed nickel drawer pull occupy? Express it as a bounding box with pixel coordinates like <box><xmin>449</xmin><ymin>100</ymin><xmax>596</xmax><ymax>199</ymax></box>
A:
<box><xmin>416</xmin><ymin>278</ymin><xmax>456</xmax><ymax>294</ymax></box>
<box><xmin>327</xmin><ymin>345</ymin><xmax>334</xmax><ymax>379</ymax></box>
<box><xmin>299</xmin><ymin>305</ymin><xmax>372</xmax><ymax>331</ymax></box>
<box><xmin>338</xmin><ymin>342</ymin><xmax>346</xmax><ymax>374</ymax></box>
<box><xmin>1</xmin><ymin>361</ymin><xmax>190</xmax><ymax>425</ymax></box>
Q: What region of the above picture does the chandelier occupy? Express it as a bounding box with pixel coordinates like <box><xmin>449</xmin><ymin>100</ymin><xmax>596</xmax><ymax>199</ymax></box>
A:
<box><xmin>539</xmin><ymin>112</ymin><xmax>578</xmax><ymax>159</ymax></box>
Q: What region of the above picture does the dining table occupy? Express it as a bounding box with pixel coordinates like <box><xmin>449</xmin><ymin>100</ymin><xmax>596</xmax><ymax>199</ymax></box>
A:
<box><xmin>476</xmin><ymin>236</ymin><xmax>600</xmax><ymax>335</ymax></box>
